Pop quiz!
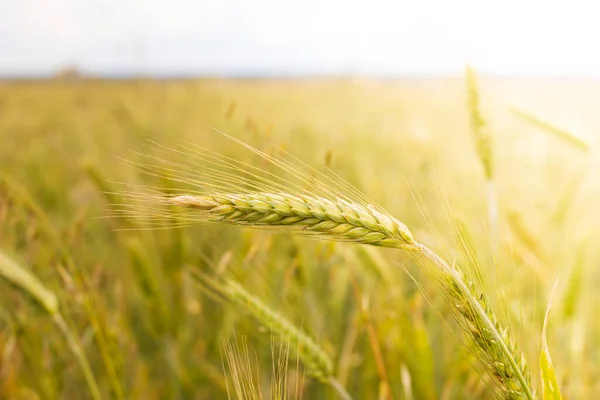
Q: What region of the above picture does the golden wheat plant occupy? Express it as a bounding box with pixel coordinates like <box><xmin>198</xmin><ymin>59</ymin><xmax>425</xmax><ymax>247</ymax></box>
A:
<box><xmin>465</xmin><ymin>66</ymin><xmax>497</xmax><ymax>251</ymax></box>
<box><xmin>109</xmin><ymin>132</ymin><xmax>563</xmax><ymax>399</ymax></box>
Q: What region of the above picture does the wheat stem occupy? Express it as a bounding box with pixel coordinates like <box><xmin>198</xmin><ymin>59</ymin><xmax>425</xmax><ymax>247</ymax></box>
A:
<box><xmin>329</xmin><ymin>376</ymin><xmax>353</xmax><ymax>400</ymax></box>
<box><xmin>487</xmin><ymin>180</ymin><xmax>499</xmax><ymax>253</ymax></box>
<box><xmin>53</xmin><ymin>314</ymin><xmax>102</xmax><ymax>400</ymax></box>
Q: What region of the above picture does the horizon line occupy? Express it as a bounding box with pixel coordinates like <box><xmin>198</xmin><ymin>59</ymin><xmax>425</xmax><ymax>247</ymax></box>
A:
<box><xmin>2</xmin><ymin>71</ymin><xmax>600</xmax><ymax>81</ymax></box>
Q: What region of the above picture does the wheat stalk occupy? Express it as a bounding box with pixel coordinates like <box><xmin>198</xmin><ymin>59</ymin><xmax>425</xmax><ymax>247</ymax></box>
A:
<box><xmin>113</xmin><ymin>137</ymin><xmax>534</xmax><ymax>399</ymax></box>
<box><xmin>177</xmin><ymin>191</ymin><xmax>532</xmax><ymax>399</ymax></box>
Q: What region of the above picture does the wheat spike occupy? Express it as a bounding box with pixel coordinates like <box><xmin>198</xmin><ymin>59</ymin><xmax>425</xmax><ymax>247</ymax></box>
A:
<box><xmin>465</xmin><ymin>66</ymin><xmax>493</xmax><ymax>181</ymax></box>
<box><xmin>224</xmin><ymin>279</ymin><xmax>334</xmax><ymax>381</ymax></box>
<box><xmin>430</xmin><ymin>251</ymin><xmax>532</xmax><ymax>399</ymax></box>
<box><xmin>168</xmin><ymin>193</ymin><xmax>414</xmax><ymax>248</ymax></box>
<box><xmin>195</xmin><ymin>273</ymin><xmax>333</xmax><ymax>380</ymax></box>
<box><xmin>195</xmin><ymin>273</ymin><xmax>353</xmax><ymax>399</ymax></box>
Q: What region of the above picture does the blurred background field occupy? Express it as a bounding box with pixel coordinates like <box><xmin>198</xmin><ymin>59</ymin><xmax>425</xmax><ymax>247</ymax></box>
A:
<box><xmin>0</xmin><ymin>76</ymin><xmax>599</xmax><ymax>399</ymax></box>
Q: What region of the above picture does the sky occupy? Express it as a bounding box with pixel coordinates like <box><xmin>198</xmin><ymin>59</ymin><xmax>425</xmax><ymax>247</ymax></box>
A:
<box><xmin>1</xmin><ymin>0</ymin><xmax>599</xmax><ymax>77</ymax></box>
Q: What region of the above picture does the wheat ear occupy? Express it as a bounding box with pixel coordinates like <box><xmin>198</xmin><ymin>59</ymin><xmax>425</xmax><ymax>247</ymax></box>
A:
<box><xmin>194</xmin><ymin>273</ymin><xmax>352</xmax><ymax>400</ymax></box>
<box><xmin>465</xmin><ymin>66</ymin><xmax>493</xmax><ymax>181</ymax></box>
<box><xmin>169</xmin><ymin>193</ymin><xmax>414</xmax><ymax>248</ymax></box>
<box><xmin>178</xmin><ymin>192</ymin><xmax>533</xmax><ymax>399</ymax></box>
<box><xmin>465</xmin><ymin>66</ymin><xmax>498</xmax><ymax>252</ymax></box>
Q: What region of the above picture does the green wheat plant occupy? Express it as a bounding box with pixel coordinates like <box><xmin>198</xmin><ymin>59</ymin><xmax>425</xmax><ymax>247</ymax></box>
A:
<box><xmin>193</xmin><ymin>272</ymin><xmax>350</xmax><ymax>399</ymax></box>
<box><xmin>110</xmin><ymin>134</ymin><xmax>538</xmax><ymax>399</ymax></box>
<box><xmin>0</xmin><ymin>249</ymin><xmax>101</xmax><ymax>400</ymax></box>
<box><xmin>1</xmin><ymin>175</ymin><xmax>125</xmax><ymax>399</ymax></box>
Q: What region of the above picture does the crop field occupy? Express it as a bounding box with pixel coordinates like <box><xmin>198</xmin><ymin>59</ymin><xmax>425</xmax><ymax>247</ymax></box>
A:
<box><xmin>0</xmin><ymin>75</ymin><xmax>599</xmax><ymax>399</ymax></box>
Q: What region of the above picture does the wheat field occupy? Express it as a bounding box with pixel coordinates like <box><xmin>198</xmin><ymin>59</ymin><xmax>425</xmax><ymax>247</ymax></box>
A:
<box><xmin>0</xmin><ymin>76</ymin><xmax>599</xmax><ymax>399</ymax></box>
